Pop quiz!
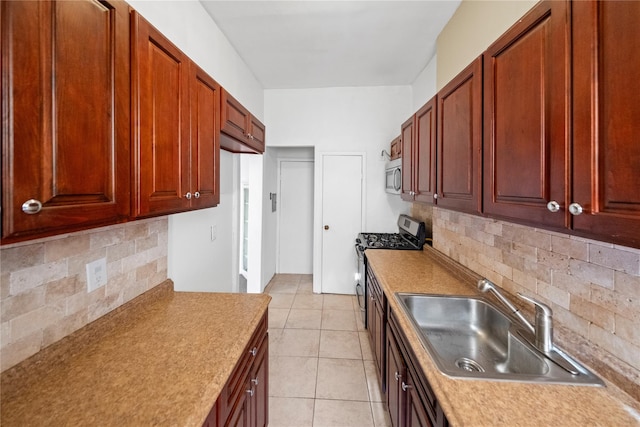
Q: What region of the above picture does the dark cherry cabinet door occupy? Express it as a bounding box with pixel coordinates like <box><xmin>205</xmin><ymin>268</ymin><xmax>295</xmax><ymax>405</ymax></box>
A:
<box><xmin>414</xmin><ymin>98</ymin><xmax>437</xmax><ymax>204</ymax></box>
<box><xmin>220</xmin><ymin>89</ymin><xmax>265</xmax><ymax>154</ymax></box>
<box><xmin>483</xmin><ymin>0</ymin><xmax>570</xmax><ymax>228</ymax></box>
<box><xmin>386</xmin><ymin>325</ymin><xmax>405</xmax><ymax>427</ymax></box>
<box><xmin>405</xmin><ymin>369</ymin><xmax>433</xmax><ymax>427</ymax></box>
<box><xmin>400</xmin><ymin>116</ymin><xmax>415</xmax><ymax>201</ymax></box>
<box><xmin>572</xmin><ymin>0</ymin><xmax>640</xmax><ymax>248</ymax></box>
<box><xmin>191</xmin><ymin>64</ymin><xmax>221</xmax><ymax>210</ymax></box>
<box><xmin>1</xmin><ymin>0</ymin><xmax>130</xmax><ymax>243</ymax></box>
<box><xmin>248</xmin><ymin>116</ymin><xmax>266</xmax><ymax>153</ymax></box>
<box><xmin>437</xmin><ymin>56</ymin><xmax>482</xmax><ymax>214</ymax></box>
<box><xmin>131</xmin><ymin>11</ymin><xmax>190</xmax><ymax>217</ymax></box>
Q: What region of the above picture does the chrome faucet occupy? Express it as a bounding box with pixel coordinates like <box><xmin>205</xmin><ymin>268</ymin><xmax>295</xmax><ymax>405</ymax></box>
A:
<box><xmin>477</xmin><ymin>278</ymin><xmax>578</xmax><ymax>375</ymax></box>
<box><xmin>477</xmin><ymin>279</ymin><xmax>534</xmax><ymax>334</ymax></box>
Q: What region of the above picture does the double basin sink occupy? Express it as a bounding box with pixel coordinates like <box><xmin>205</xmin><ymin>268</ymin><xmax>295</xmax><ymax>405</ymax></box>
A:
<box><xmin>396</xmin><ymin>293</ymin><xmax>603</xmax><ymax>386</ymax></box>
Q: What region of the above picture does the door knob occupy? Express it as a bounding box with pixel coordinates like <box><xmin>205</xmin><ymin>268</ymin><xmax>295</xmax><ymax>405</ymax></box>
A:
<box><xmin>324</xmin><ymin>225</ymin><xmax>329</xmax><ymax>230</ymax></box>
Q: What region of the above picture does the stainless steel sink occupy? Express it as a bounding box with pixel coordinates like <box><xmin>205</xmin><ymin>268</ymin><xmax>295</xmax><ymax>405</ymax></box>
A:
<box><xmin>396</xmin><ymin>293</ymin><xmax>604</xmax><ymax>386</ymax></box>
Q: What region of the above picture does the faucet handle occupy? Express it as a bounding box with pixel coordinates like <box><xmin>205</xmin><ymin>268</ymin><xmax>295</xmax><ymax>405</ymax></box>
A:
<box><xmin>516</xmin><ymin>293</ymin><xmax>552</xmax><ymax>317</ymax></box>
<box><xmin>517</xmin><ymin>293</ymin><xmax>553</xmax><ymax>353</ymax></box>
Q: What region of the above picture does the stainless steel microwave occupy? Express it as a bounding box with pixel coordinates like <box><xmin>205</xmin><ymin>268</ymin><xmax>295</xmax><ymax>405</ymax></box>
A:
<box><xmin>385</xmin><ymin>158</ymin><xmax>402</xmax><ymax>194</ymax></box>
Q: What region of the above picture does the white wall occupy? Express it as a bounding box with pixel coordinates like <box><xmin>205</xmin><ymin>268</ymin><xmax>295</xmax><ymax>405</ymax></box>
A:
<box><xmin>411</xmin><ymin>55</ymin><xmax>438</xmax><ymax>111</ymax></box>
<box><xmin>264</xmin><ymin>87</ymin><xmax>412</xmax><ymax>233</ymax></box>
<box><xmin>128</xmin><ymin>0</ymin><xmax>264</xmax><ymax>292</ymax></box>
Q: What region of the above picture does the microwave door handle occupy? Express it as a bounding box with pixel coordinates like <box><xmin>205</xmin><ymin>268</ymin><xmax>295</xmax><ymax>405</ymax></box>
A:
<box><xmin>394</xmin><ymin>168</ymin><xmax>402</xmax><ymax>191</ymax></box>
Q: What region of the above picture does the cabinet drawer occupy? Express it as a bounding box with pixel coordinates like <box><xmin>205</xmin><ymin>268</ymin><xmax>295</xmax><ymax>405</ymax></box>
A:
<box><xmin>217</xmin><ymin>313</ymin><xmax>268</xmax><ymax>422</ymax></box>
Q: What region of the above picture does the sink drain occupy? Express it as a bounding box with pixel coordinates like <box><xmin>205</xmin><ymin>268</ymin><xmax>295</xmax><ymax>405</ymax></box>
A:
<box><xmin>455</xmin><ymin>357</ymin><xmax>485</xmax><ymax>373</ymax></box>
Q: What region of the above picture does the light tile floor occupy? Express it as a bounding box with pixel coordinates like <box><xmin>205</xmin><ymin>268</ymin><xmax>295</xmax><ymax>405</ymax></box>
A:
<box><xmin>266</xmin><ymin>274</ymin><xmax>392</xmax><ymax>427</ymax></box>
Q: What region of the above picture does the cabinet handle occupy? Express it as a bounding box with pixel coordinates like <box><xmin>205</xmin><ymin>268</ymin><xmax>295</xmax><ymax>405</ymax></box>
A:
<box><xmin>569</xmin><ymin>203</ymin><xmax>583</xmax><ymax>216</ymax></box>
<box><xmin>251</xmin><ymin>377</ymin><xmax>259</xmax><ymax>386</ymax></box>
<box><xmin>249</xmin><ymin>347</ymin><xmax>258</xmax><ymax>356</ymax></box>
<box><xmin>21</xmin><ymin>199</ymin><xmax>42</xmax><ymax>214</ymax></box>
<box><xmin>194</xmin><ymin>191</ymin><xmax>200</xmax><ymax>199</ymax></box>
<box><xmin>401</xmin><ymin>381</ymin><xmax>412</xmax><ymax>392</ymax></box>
<box><xmin>185</xmin><ymin>192</ymin><xmax>192</xmax><ymax>200</ymax></box>
<box><xmin>546</xmin><ymin>201</ymin><xmax>561</xmax><ymax>213</ymax></box>
<box><xmin>394</xmin><ymin>371</ymin><xmax>401</xmax><ymax>382</ymax></box>
<box><xmin>246</xmin><ymin>389</ymin><xmax>254</xmax><ymax>397</ymax></box>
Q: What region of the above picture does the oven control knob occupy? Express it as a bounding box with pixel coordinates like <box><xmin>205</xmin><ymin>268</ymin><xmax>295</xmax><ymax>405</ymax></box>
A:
<box><xmin>324</xmin><ymin>225</ymin><xmax>329</xmax><ymax>230</ymax></box>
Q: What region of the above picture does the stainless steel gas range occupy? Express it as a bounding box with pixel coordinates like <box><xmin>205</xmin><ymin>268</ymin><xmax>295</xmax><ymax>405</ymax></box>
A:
<box><xmin>354</xmin><ymin>214</ymin><xmax>429</xmax><ymax>322</ymax></box>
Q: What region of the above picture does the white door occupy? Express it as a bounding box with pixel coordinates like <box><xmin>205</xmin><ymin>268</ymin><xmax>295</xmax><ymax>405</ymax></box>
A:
<box><xmin>278</xmin><ymin>160</ymin><xmax>314</xmax><ymax>273</ymax></box>
<box><xmin>321</xmin><ymin>154</ymin><xmax>363</xmax><ymax>294</ymax></box>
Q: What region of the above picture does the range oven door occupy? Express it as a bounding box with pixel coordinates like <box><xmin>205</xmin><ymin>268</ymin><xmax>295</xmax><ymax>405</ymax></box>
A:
<box><xmin>355</xmin><ymin>244</ymin><xmax>367</xmax><ymax>323</ymax></box>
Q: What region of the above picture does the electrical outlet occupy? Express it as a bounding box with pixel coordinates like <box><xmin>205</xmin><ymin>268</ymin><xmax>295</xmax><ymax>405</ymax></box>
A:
<box><xmin>86</xmin><ymin>257</ymin><xmax>107</xmax><ymax>292</ymax></box>
<box><xmin>210</xmin><ymin>225</ymin><xmax>217</xmax><ymax>242</ymax></box>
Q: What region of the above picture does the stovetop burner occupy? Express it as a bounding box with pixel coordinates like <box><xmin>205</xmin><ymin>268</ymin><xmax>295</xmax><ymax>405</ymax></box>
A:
<box><xmin>356</xmin><ymin>215</ymin><xmax>428</xmax><ymax>251</ymax></box>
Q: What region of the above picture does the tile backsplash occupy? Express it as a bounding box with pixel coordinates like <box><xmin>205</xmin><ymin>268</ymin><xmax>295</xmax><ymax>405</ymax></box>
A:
<box><xmin>0</xmin><ymin>218</ymin><xmax>168</xmax><ymax>372</ymax></box>
<box><xmin>427</xmin><ymin>207</ymin><xmax>640</xmax><ymax>376</ymax></box>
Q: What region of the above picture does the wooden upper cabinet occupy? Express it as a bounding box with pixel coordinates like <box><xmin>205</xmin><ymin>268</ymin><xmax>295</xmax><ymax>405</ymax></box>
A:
<box><xmin>191</xmin><ymin>64</ymin><xmax>221</xmax><ymax>210</ymax></box>
<box><xmin>131</xmin><ymin>11</ymin><xmax>190</xmax><ymax>217</ymax></box>
<box><xmin>1</xmin><ymin>0</ymin><xmax>130</xmax><ymax>243</ymax></box>
<box><xmin>571</xmin><ymin>0</ymin><xmax>640</xmax><ymax>248</ymax></box>
<box><xmin>131</xmin><ymin>11</ymin><xmax>220</xmax><ymax>217</ymax></box>
<box><xmin>400</xmin><ymin>116</ymin><xmax>415</xmax><ymax>201</ymax></box>
<box><xmin>220</xmin><ymin>89</ymin><xmax>265</xmax><ymax>154</ymax></box>
<box><xmin>401</xmin><ymin>98</ymin><xmax>437</xmax><ymax>203</ymax></box>
<box><xmin>437</xmin><ymin>56</ymin><xmax>482</xmax><ymax>214</ymax></box>
<box><xmin>483</xmin><ymin>0</ymin><xmax>570</xmax><ymax>228</ymax></box>
<box><xmin>415</xmin><ymin>98</ymin><xmax>438</xmax><ymax>204</ymax></box>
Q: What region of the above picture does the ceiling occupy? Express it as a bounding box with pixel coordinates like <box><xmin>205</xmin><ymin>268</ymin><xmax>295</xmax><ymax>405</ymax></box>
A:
<box><xmin>199</xmin><ymin>1</ymin><xmax>461</xmax><ymax>89</ymax></box>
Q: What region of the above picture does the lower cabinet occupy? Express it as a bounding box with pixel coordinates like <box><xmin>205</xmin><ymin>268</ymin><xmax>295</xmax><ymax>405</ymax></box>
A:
<box><xmin>203</xmin><ymin>313</ymin><xmax>268</xmax><ymax>427</ymax></box>
<box><xmin>366</xmin><ymin>263</ymin><xmax>387</xmax><ymax>393</ymax></box>
<box><xmin>387</xmin><ymin>309</ymin><xmax>448</xmax><ymax>427</ymax></box>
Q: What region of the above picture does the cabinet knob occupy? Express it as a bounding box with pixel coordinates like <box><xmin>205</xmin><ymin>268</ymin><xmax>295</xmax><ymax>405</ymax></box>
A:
<box><xmin>185</xmin><ymin>192</ymin><xmax>192</xmax><ymax>200</ymax></box>
<box><xmin>401</xmin><ymin>381</ymin><xmax>412</xmax><ymax>392</ymax></box>
<box><xmin>433</xmin><ymin>193</ymin><xmax>439</xmax><ymax>200</ymax></box>
<box><xmin>21</xmin><ymin>199</ymin><xmax>43</xmax><ymax>214</ymax></box>
<box><xmin>546</xmin><ymin>201</ymin><xmax>561</xmax><ymax>213</ymax></box>
<box><xmin>194</xmin><ymin>191</ymin><xmax>200</xmax><ymax>199</ymax></box>
<box><xmin>249</xmin><ymin>347</ymin><xmax>258</xmax><ymax>356</ymax></box>
<box><xmin>324</xmin><ymin>225</ymin><xmax>330</xmax><ymax>230</ymax></box>
<box><xmin>246</xmin><ymin>389</ymin><xmax>254</xmax><ymax>397</ymax></box>
<box><xmin>251</xmin><ymin>377</ymin><xmax>259</xmax><ymax>386</ymax></box>
<box><xmin>394</xmin><ymin>371</ymin><xmax>401</xmax><ymax>382</ymax></box>
<box><xmin>569</xmin><ymin>203</ymin><xmax>583</xmax><ymax>216</ymax></box>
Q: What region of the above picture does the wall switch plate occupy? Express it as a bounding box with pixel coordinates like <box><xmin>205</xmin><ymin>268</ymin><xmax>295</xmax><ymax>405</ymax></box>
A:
<box><xmin>86</xmin><ymin>257</ymin><xmax>107</xmax><ymax>292</ymax></box>
<box><xmin>210</xmin><ymin>225</ymin><xmax>217</xmax><ymax>242</ymax></box>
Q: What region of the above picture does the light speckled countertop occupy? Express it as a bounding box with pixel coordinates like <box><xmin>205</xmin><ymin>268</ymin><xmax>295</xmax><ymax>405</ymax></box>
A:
<box><xmin>0</xmin><ymin>281</ymin><xmax>271</xmax><ymax>426</ymax></box>
<box><xmin>366</xmin><ymin>248</ymin><xmax>640</xmax><ymax>427</ymax></box>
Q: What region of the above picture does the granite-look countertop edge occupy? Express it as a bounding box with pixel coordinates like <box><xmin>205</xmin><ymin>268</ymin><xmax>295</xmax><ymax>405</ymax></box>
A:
<box><xmin>1</xmin><ymin>281</ymin><xmax>271</xmax><ymax>427</ymax></box>
<box><xmin>366</xmin><ymin>248</ymin><xmax>640</xmax><ymax>427</ymax></box>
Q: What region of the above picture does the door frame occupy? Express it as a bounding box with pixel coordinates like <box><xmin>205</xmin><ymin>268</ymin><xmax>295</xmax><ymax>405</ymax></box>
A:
<box><xmin>313</xmin><ymin>151</ymin><xmax>367</xmax><ymax>294</ymax></box>
<box><xmin>276</xmin><ymin>158</ymin><xmax>315</xmax><ymax>274</ymax></box>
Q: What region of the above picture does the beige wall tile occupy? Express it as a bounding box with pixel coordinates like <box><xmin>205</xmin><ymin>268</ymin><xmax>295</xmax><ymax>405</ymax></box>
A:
<box><xmin>551</xmin><ymin>235</ymin><xmax>588</xmax><ymax>261</ymax></box>
<box><xmin>0</xmin><ymin>218</ymin><xmax>168</xmax><ymax>372</ymax></box>
<box><xmin>569</xmin><ymin>259</ymin><xmax>614</xmax><ymax>289</ymax></box>
<box><xmin>614</xmin><ymin>270</ymin><xmax>640</xmax><ymax>298</ymax></box>
<box><xmin>589</xmin><ymin>244</ymin><xmax>640</xmax><ymax>275</ymax></box>
<box><xmin>44</xmin><ymin>234</ymin><xmax>90</xmax><ymax>262</ymax></box>
<box><xmin>1</xmin><ymin>331</ymin><xmax>42</xmax><ymax>372</ymax></box>
<box><xmin>615</xmin><ymin>315</ymin><xmax>640</xmax><ymax>348</ymax></box>
<box><xmin>570</xmin><ymin>295</ymin><xmax>614</xmax><ymax>331</ymax></box>
<box><xmin>1</xmin><ymin>287</ymin><xmax>46</xmax><ymax>322</ymax></box>
<box><xmin>589</xmin><ymin>324</ymin><xmax>640</xmax><ymax>371</ymax></box>
<box><xmin>1</xmin><ymin>244</ymin><xmax>44</xmax><ymax>272</ymax></box>
<box><xmin>9</xmin><ymin>260</ymin><xmax>68</xmax><ymax>295</ymax></box>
